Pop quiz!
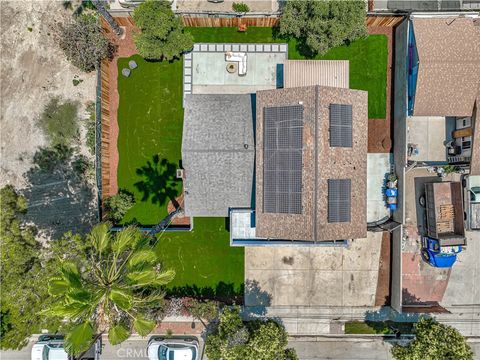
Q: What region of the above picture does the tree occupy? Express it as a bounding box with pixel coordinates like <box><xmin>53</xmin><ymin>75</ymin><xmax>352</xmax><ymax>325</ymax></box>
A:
<box><xmin>39</xmin><ymin>97</ymin><xmax>79</xmax><ymax>146</ymax></box>
<box><xmin>0</xmin><ymin>186</ymin><xmax>59</xmax><ymax>349</ymax></box>
<box><xmin>58</xmin><ymin>13</ymin><xmax>112</xmax><ymax>72</ymax></box>
<box><xmin>132</xmin><ymin>0</ymin><xmax>193</xmax><ymax>61</ymax></box>
<box><xmin>42</xmin><ymin>223</ymin><xmax>175</xmax><ymax>355</ymax></box>
<box><xmin>279</xmin><ymin>0</ymin><xmax>367</xmax><ymax>57</ymax></box>
<box><xmin>391</xmin><ymin>318</ymin><xmax>473</xmax><ymax>360</ymax></box>
<box><xmin>186</xmin><ymin>299</ymin><xmax>219</xmax><ymax>326</ymax></box>
<box><xmin>205</xmin><ymin>307</ymin><xmax>297</xmax><ymax>360</ymax></box>
<box><xmin>103</xmin><ymin>190</ymin><xmax>136</xmax><ymax>223</ymax></box>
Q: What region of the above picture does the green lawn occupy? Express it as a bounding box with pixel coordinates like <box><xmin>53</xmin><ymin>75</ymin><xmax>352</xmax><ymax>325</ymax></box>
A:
<box><xmin>116</xmin><ymin>55</ymin><xmax>184</xmax><ymax>226</ymax></box>
<box><xmin>154</xmin><ymin>218</ymin><xmax>244</xmax><ymax>300</ymax></box>
<box><xmin>186</xmin><ymin>27</ymin><xmax>388</xmax><ymax>119</ymax></box>
<box><xmin>115</xmin><ymin>27</ymin><xmax>387</xmax><ymax>293</ymax></box>
<box><xmin>345</xmin><ymin>321</ymin><xmax>415</xmax><ymax>335</ymax></box>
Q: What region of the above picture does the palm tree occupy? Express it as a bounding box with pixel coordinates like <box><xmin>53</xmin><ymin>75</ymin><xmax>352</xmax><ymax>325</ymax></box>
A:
<box><xmin>42</xmin><ymin>223</ymin><xmax>174</xmax><ymax>356</ymax></box>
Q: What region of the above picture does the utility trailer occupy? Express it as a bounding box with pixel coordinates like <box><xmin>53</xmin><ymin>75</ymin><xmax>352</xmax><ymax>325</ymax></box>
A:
<box><xmin>422</xmin><ymin>182</ymin><xmax>466</xmax><ymax>268</ymax></box>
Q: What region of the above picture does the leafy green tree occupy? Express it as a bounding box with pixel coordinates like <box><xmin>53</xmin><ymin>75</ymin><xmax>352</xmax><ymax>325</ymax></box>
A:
<box><xmin>279</xmin><ymin>0</ymin><xmax>367</xmax><ymax>57</ymax></box>
<box><xmin>42</xmin><ymin>224</ymin><xmax>175</xmax><ymax>355</ymax></box>
<box><xmin>39</xmin><ymin>97</ymin><xmax>79</xmax><ymax>147</ymax></box>
<box><xmin>0</xmin><ymin>186</ymin><xmax>59</xmax><ymax>349</ymax></box>
<box><xmin>391</xmin><ymin>318</ymin><xmax>473</xmax><ymax>360</ymax></box>
<box><xmin>205</xmin><ymin>307</ymin><xmax>296</xmax><ymax>360</ymax></box>
<box><xmin>58</xmin><ymin>13</ymin><xmax>112</xmax><ymax>72</ymax></box>
<box><xmin>132</xmin><ymin>0</ymin><xmax>193</xmax><ymax>60</ymax></box>
<box><xmin>103</xmin><ymin>190</ymin><xmax>136</xmax><ymax>223</ymax></box>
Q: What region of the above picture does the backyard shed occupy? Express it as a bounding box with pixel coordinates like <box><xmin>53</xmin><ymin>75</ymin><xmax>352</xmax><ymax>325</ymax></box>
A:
<box><xmin>182</xmin><ymin>94</ymin><xmax>255</xmax><ymax>217</ymax></box>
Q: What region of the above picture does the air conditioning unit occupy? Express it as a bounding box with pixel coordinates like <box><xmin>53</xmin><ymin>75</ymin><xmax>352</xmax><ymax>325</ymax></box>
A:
<box><xmin>176</xmin><ymin>169</ymin><xmax>184</xmax><ymax>179</ymax></box>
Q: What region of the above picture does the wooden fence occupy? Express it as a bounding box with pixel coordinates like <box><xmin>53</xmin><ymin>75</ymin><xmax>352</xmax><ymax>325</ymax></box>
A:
<box><xmin>100</xmin><ymin>59</ymin><xmax>112</xmax><ymax>200</ymax></box>
<box><xmin>181</xmin><ymin>16</ymin><xmax>279</xmax><ymax>27</ymax></box>
<box><xmin>366</xmin><ymin>15</ymin><xmax>405</xmax><ymax>27</ymax></box>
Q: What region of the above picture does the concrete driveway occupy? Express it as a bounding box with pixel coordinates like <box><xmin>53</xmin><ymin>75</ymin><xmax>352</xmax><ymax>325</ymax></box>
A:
<box><xmin>244</xmin><ymin>232</ymin><xmax>383</xmax><ymax>307</ymax></box>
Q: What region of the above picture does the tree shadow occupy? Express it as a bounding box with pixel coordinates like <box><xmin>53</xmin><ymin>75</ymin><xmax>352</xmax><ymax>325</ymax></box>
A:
<box><xmin>242</xmin><ymin>279</ymin><xmax>272</xmax><ymax>318</ymax></box>
<box><xmin>22</xmin><ymin>147</ymin><xmax>96</xmax><ymax>239</ymax></box>
<box><xmin>134</xmin><ymin>155</ymin><xmax>180</xmax><ymax>209</ymax></box>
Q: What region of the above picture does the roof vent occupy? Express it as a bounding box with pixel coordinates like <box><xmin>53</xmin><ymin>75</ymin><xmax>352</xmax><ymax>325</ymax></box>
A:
<box><xmin>244</xmin><ymin>144</ymin><xmax>249</xmax><ymax>149</ymax></box>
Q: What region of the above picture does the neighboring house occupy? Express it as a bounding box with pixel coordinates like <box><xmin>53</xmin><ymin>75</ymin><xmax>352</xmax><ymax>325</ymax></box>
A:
<box><xmin>405</xmin><ymin>14</ymin><xmax>480</xmax><ymax>165</ymax></box>
<box><xmin>373</xmin><ymin>0</ymin><xmax>480</xmax><ymax>11</ymax></box>
<box><xmin>182</xmin><ymin>94</ymin><xmax>255</xmax><ymax>216</ymax></box>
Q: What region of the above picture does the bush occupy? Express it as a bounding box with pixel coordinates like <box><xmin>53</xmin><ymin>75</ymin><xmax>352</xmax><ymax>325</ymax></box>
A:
<box><xmin>279</xmin><ymin>0</ymin><xmax>367</xmax><ymax>57</ymax></box>
<box><xmin>103</xmin><ymin>190</ymin><xmax>136</xmax><ymax>223</ymax></box>
<box><xmin>186</xmin><ymin>299</ymin><xmax>219</xmax><ymax>323</ymax></box>
<box><xmin>71</xmin><ymin>155</ymin><xmax>89</xmax><ymax>175</ymax></box>
<box><xmin>132</xmin><ymin>0</ymin><xmax>193</xmax><ymax>61</ymax></box>
<box><xmin>58</xmin><ymin>13</ymin><xmax>112</xmax><ymax>72</ymax></box>
<box><xmin>205</xmin><ymin>307</ymin><xmax>297</xmax><ymax>360</ymax></box>
<box><xmin>232</xmin><ymin>2</ymin><xmax>250</xmax><ymax>12</ymax></box>
<box><xmin>391</xmin><ymin>318</ymin><xmax>473</xmax><ymax>360</ymax></box>
<box><xmin>33</xmin><ymin>144</ymin><xmax>74</xmax><ymax>172</ymax></box>
<box><xmin>39</xmin><ymin>98</ymin><xmax>79</xmax><ymax>147</ymax></box>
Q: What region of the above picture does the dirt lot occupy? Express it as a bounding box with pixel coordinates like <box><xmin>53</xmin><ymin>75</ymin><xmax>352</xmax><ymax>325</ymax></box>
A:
<box><xmin>1</xmin><ymin>1</ymin><xmax>97</xmax><ymax>238</ymax></box>
<box><xmin>0</xmin><ymin>0</ymin><xmax>96</xmax><ymax>189</ymax></box>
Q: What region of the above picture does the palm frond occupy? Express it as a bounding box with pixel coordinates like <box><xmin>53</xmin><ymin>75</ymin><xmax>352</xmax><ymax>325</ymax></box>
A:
<box><xmin>88</xmin><ymin>223</ymin><xmax>111</xmax><ymax>254</ymax></box>
<box><xmin>61</xmin><ymin>261</ymin><xmax>82</xmax><ymax>288</ymax></box>
<box><xmin>127</xmin><ymin>249</ymin><xmax>158</xmax><ymax>270</ymax></box>
<box><xmin>133</xmin><ymin>317</ymin><xmax>156</xmax><ymax>337</ymax></box>
<box><xmin>126</xmin><ymin>268</ymin><xmax>175</xmax><ymax>287</ymax></box>
<box><xmin>48</xmin><ymin>277</ymin><xmax>70</xmax><ymax>296</ymax></box>
<box><xmin>108</xmin><ymin>324</ymin><xmax>130</xmax><ymax>345</ymax></box>
<box><xmin>64</xmin><ymin>321</ymin><xmax>94</xmax><ymax>356</ymax></box>
<box><xmin>112</xmin><ymin>226</ymin><xmax>140</xmax><ymax>254</ymax></box>
<box><xmin>109</xmin><ymin>287</ymin><xmax>133</xmax><ymax>311</ymax></box>
<box><xmin>41</xmin><ymin>302</ymin><xmax>90</xmax><ymax>319</ymax></box>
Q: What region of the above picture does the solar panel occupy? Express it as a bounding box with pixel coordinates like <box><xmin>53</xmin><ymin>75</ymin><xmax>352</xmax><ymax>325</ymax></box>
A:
<box><xmin>263</xmin><ymin>105</ymin><xmax>304</xmax><ymax>214</ymax></box>
<box><xmin>329</xmin><ymin>104</ymin><xmax>352</xmax><ymax>147</ymax></box>
<box><xmin>328</xmin><ymin>179</ymin><xmax>351</xmax><ymax>223</ymax></box>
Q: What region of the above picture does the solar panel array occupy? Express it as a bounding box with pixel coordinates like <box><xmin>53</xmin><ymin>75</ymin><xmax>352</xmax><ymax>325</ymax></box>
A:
<box><xmin>329</xmin><ymin>104</ymin><xmax>353</xmax><ymax>147</ymax></box>
<box><xmin>327</xmin><ymin>179</ymin><xmax>351</xmax><ymax>223</ymax></box>
<box><xmin>263</xmin><ymin>105</ymin><xmax>304</xmax><ymax>214</ymax></box>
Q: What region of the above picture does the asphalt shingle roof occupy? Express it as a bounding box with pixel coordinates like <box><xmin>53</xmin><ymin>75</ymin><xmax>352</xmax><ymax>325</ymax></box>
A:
<box><xmin>182</xmin><ymin>94</ymin><xmax>255</xmax><ymax>216</ymax></box>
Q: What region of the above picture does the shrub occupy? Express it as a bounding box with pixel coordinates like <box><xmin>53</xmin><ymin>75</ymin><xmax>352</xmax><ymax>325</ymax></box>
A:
<box><xmin>232</xmin><ymin>2</ymin><xmax>250</xmax><ymax>12</ymax></box>
<box><xmin>391</xmin><ymin>318</ymin><xmax>473</xmax><ymax>360</ymax></box>
<box><xmin>103</xmin><ymin>190</ymin><xmax>136</xmax><ymax>223</ymax></box>
<box><xmin>187</xmin><ymin>299</ymin><xmax>219</xmax><ymax>323</ymax></box>
<box><xmin>205</xmin><ymin>307</ymin><xmax>297</xmax><ymax>360</ymax></box>
<box><xmin>58</xmin><ymin>13</ymin><xmax>112</xmax><ymax>72</ymax></box>
<box><xmin>71</xmin><ymin>155</ymin><xmax>89</xmax><ymax>175</ymax></box>
<box><xmin>39</xmin><ymin>98</ymin><xmax>79</xmax><ymax>147</ymax></box>
<box><xmin>279</xmin><ymin>0</ymin><xmax>367</xmax><ymax>57</ymax></box>
<box><xmin>132</xmin><ymin>0</ymin><xmax>193</xmax><ymax>61</ymax></box>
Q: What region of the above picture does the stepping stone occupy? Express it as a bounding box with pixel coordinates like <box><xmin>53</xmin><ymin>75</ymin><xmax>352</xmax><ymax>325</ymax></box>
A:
<box><xmin>128</xmin><ymin>60</ymin><xmax>137</xmax><ymax>69</ymax></box>
<box><xmin>121</xmin><ymin>68</ymin><xmax>131</xmax><ymax>77</ymax></box>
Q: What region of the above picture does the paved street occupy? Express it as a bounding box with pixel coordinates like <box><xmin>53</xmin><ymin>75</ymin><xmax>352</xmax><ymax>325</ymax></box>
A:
<box><xmin>0</xmin><ymin>336</ymin><xmax>204</xmax><ymax>360</ymax></box>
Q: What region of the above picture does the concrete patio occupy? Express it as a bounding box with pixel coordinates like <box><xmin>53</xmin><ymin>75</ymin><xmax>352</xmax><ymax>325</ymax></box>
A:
<box><xmin>183</xmin><ymin>43</ymin><xmax>287</xmax><ymax>101</ymax></box>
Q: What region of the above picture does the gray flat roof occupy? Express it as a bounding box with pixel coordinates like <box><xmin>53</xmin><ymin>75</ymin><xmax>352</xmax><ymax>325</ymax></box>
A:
<box><xmin>182</xmin><ymin>94</ymin><xmax>255</xmax><ymax>216</ymax></box>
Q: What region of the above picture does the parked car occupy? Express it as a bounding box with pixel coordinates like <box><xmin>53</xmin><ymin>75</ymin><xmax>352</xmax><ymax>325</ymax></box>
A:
<box><xmin>31</xmin><ymin>335</ymin><xmax>68</xmax><ymax>360</ymax></box>
<box><xmin>462</xmin><ymin>174</ymin><xmax>480</xmax><ymax>230</ymax></box>
<box><xmin>147</xmin><ymin>337</ymin><xmax>199</xmax><ymax>360</ymax></box>
<box><xmin>31</xmin><ymin>335</ymin><xmax>101</xmax><ymax>360</ymax></box>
